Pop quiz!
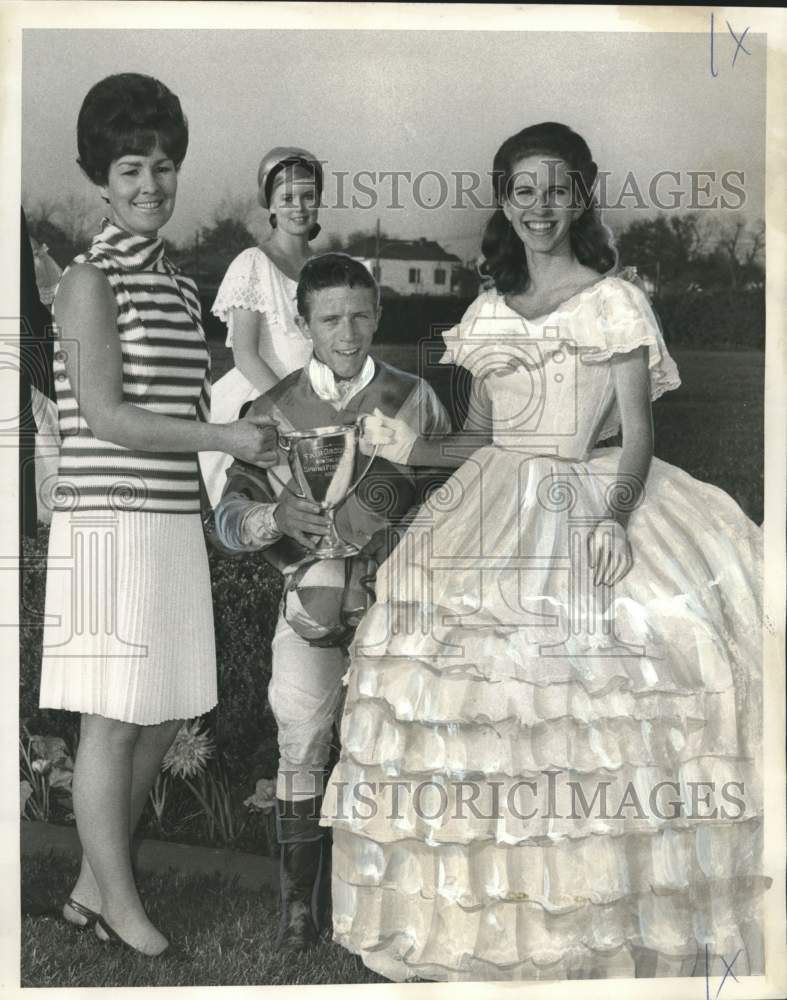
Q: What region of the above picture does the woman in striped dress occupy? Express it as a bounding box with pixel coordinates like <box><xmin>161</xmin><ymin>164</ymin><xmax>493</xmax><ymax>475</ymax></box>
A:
<box><xmin>40</xmin><ymin>73</ymin><xmax>277</xmax><ymax>957</ymax></box>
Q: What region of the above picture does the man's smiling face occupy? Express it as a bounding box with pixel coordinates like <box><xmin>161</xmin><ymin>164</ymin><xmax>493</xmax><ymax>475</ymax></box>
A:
<box><xmin>300</xmin><ymin>285</ymin><xmax>380</xmax><ymax>380</ymax></box>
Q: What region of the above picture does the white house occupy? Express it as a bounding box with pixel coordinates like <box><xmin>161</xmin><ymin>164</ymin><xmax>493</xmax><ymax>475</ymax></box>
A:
<box><xmin>347</xmin><ymin>237</ymin><xmax>462</xmax><ymax>297</ymax></box>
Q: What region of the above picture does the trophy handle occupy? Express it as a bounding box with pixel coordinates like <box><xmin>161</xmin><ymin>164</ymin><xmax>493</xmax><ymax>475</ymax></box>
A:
<box><xmin>344</xmin><ymin>416</ymin><xmax>378</xmax><ymax>500</ymax></box>
<box><xmin>344</xmin><ymin>445</ymin><xmax>378</xmax><ymax>499</ymax></box>
<box><xmin>265</xmin><ymin>430</ymin><xmax>306</xmax><ymax>498</ymax></box>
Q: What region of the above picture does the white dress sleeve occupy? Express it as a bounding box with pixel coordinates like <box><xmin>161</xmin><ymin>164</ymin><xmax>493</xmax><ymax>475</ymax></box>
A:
<box><xmin>396</xmin><ymin>380</ymin><xmax>452</xmax><ymax>439</ymax></box>
<box><xmin>583</xmin><ymin>274</ymin><xmax>681</xmax><ymax>403</ymax></box>
<box><xmin>439</xmin><ymin>291</ymin><xmax>504</xmax><ymax>378</ymax></box>
<box><xmin>212</xmin><ymin>248</ymin><xmax>273</xmax><ymax>347</ymax></box>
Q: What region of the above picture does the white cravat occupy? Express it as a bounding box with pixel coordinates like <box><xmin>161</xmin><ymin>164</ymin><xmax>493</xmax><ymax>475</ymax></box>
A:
<box><xmin>308</xmin><ymin>353</ymin><xmax>375</xmax><ymax>409</ymax></box>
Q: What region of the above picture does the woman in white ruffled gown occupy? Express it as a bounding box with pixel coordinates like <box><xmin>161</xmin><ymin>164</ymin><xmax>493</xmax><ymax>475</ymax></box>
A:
<box><xmin>200</xmin><ymin>146</ymin><xmax>322</xmax><ymax>507</ymax></box>
<box><xmin>320</xmin><ymin>123</ymin><xmax>766</xmax><ymax>981</ymax></box>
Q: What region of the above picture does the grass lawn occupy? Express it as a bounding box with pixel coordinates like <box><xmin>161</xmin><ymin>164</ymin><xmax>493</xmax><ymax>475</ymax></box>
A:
<box><xmin>21</xmin><ymin>853</ymin><xmax>387</xmax><ymax>987</ymax></box>
<box><xmin>210</xmin><ymin>343</ymin><xmax>764</xmax><ymax>524</ymax></box>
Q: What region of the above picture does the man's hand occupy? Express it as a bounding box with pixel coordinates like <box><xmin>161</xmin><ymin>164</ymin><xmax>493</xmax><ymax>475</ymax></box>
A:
<box><xmin>273</xmin><ymin>489</ymin><xmax>330</xmax><ymax>549</ymax></box>
<box><xmin>360</xmin><ymin>407</ymin><xmax>419</xmax><ymax>464</ymax></box>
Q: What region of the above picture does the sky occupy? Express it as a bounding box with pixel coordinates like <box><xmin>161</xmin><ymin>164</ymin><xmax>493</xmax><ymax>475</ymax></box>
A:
<box><xmin>20</xmin><ymin>27</ymin><xmax>766</xmax><ymax>261</ymax></box>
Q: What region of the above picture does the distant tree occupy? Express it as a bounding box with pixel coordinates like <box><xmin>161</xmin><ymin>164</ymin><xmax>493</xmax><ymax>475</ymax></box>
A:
<box><xmin>318</xmin><ymin>232</ymin><xmax>346</xmax><ymax>252</ymax></box>
<box><xmin>714</xmin><ymin>218</ymin><xmax>765</xmax><ymax>289</ymax></box>
<box><xmin>189</xmin><ymin>194</ymin><xmax>260</xmax><ymax>265</ymax></box>
<box><xmin>616</xmin><ymin>213</ymin><xmax>704</xmax><ymax>293</ymax></box>
<box><xmin>616</xmin><ymin>213</ymin><xmax>764</xmax><ymax>294</ymax></box>
<box><xmin>198</xmin><ymin>216</ymin><xmax>257</xmax><ymax>257</ymax></box>
<box><xmin>173</xmin><ymin>199</ymin><xmax>260</xmax><ymax>291</ymax></box>
<box><xmin>24</xmin><ymin>215</ymin><xmax>74</xmax><ymax>269</ymax></box>
<box><xmin>25</xmin><ymin>195</ymin><xmax>100</xmax><ymax>267</ymax></box>
<box><xmin>343</xmin><ymin>228</ymin><xmax>395</xmax><ymax>252</ymax></box>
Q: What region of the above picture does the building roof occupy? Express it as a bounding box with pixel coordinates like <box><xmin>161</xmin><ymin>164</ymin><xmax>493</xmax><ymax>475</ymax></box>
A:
<box><xmin>346</xmin><ymin>236</ymin><xmax>460</xmax><ymax>263</ymax></box>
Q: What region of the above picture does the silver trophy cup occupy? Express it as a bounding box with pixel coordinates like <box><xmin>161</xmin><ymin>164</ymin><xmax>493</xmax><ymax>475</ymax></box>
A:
<box><xmin>271</xmin><ymin>420</ymin><xmax>376</xmax><ymax>559</ymax></box>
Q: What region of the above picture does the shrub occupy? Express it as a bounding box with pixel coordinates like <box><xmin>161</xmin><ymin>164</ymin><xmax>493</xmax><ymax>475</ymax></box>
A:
<box><xmin>20</xmin><ymin>530</ymin><xmax>81</xmax><ymax>748</ymax></box>
<box><xmin>655</xmin><ymin>288</ymin><xmax>764</xmax><ymax>350</ymax></box>
<box><xmin>205</xmin><ymin>547</ymin><xmax>283</xmax><ymax>783</ymax></box>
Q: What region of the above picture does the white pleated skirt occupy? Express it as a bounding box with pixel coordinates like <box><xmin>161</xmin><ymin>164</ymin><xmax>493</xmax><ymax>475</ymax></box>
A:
<box><xmin>40</xmin><ymin>509</ymin><xmax>217</xmax><ymax>725</ymax></box>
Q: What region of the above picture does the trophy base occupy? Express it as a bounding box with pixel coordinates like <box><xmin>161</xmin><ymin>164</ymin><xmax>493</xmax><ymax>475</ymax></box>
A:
<box><xmin>311</xmin><ymin>506</ymin><xmax>361</xmax><ymax>560</ymax></box>
<box><xmin>311</xmin><ymin>541</ymin><xmax>360</xmax><ymax>560</ymax></box>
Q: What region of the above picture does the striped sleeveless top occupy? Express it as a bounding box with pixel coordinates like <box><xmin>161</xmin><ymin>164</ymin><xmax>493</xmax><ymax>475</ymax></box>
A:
<box><xmin>53</xmin><ymin>220</ymin><xmax>211</xmax><ymax>514</ymax></box>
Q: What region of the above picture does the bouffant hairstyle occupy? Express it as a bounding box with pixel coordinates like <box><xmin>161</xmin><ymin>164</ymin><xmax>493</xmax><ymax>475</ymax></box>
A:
<box><xmin>77</xmin><ymin>73</ymin><xmax>188</xmax><ymax>185</ymax></box>
<box><xmin>479</xmin><ymin>122</ymin><xmax>616</xmax><ymax>293</ymax></box>
<box><xmin>296</xmin><ymin>253</ymin><xmax>379</xmax><ymax>321</ymax></box>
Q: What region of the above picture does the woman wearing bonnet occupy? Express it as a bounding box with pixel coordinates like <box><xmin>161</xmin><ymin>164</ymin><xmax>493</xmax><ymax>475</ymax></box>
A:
<box><xmin>199</xmin><ymin>146</ymin><xmax>323</xmax><ymax>507</ymax></box>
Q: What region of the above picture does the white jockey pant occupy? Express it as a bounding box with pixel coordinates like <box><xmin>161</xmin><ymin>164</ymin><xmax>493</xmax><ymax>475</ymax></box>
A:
<box><xmin>268</xmin><ymin>613</ymin><xmax>348</xmax><ymax>802</ymax></box>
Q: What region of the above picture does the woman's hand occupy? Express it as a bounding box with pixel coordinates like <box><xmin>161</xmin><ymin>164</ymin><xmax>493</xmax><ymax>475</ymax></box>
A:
<box><xmin>225</xmin><ymin>415</ymin><xmax>280</xmax><ymax>467</ymax></box>
<box><xmin>230</xmin><ymin>309</ymin><xmax>280</xmax><ymax>396</ymax></box>
<box><xmin>360</xmin><ymin>408</ymin><xmax>419</xmax><ymax>464</ymax></box>
<box><xmin>587</xmin><ymin>518</ymin><xmax>633</xmax><ymax>587</ymax></box>
<box><xmin>54</xmin><ymin>265</ymin><xmax>280</xmax><ymax>458</ymax></box>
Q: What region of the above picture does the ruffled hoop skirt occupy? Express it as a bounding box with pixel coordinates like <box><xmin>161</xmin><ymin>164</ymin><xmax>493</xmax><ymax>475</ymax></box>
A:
<box><xmin>320</xmin><ymin>445</ymin><xmax>767</xmax><ymax>982</ymax></box>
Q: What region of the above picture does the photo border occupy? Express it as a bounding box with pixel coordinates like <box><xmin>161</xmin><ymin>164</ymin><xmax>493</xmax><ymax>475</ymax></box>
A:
<box><xmin>1</xmin><ymin>4</ymin><xmax>784</xmax><ymax>998</ymax></box>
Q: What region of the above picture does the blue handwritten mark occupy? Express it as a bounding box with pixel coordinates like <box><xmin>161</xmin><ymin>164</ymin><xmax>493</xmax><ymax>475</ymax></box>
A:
<box><xmin>710</xmin><ymin>13</ymin><xmax>719</xmax><ymax>77</ymax></box>
<box><xmin>716</xmin><ymin>950</ymin><xmax>742</xmax><ymax>997</ymax></box>
<box><xmin>726</xmin><ymin>22</ymin><xmax>751</xmax><ymax>66</ymax></box>
<box><xmin>705</xmin><ymin>944</ymin><xmax>743</xmax><ymax>999</ymax></box>
<box><xmin>709</xmin><ymin>12</ymin><xmax>752</xmax><ymax>75</ymax></box>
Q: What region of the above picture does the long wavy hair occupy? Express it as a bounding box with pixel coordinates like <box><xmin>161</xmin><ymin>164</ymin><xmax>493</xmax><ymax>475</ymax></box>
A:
<box><xmin>479</xmin><ymin>122</ymin><xmax>617</xmax><ymax>294</ymax></box>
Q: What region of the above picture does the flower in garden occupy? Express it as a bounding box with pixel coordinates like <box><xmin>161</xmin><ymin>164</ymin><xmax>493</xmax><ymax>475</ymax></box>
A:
<box><xmin>20</xmin><ymin>780</ymin><xmax>33</xmax><ymax>816</ymax></box>
<box><xmin>162</xmin><ymin>719</ymin><xmax>215</xmax><ymax>779</ymax></box>
<box><xmin>31</xmin><ymin>735</ymin><xmax>69</xmax><ymax>764</ymax></box>
<box><xmin>243</xmin><ymin>778</ymin><xmax>276</xmax><ymax>813</ymax></box>
<box><xmin>49</xmin><ymin>760</ymin><xmax>74</xmax><ymax>791</ymax></box>
<box><xmin>31</xmin><ymin>758</ymin><xmax>51</xmax><ymax>775</ymax></box>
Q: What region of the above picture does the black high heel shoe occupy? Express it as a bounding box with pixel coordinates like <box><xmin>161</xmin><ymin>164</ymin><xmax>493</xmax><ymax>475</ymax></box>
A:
<box><xmin>63</xmin><ymin>897</ymin><xmax>100</xmax><ymax>929</ymax></box>
<box><xmin>94</xmin><ymin>915</ymin><xmax>175</xmax><ymax>959</ymax></box>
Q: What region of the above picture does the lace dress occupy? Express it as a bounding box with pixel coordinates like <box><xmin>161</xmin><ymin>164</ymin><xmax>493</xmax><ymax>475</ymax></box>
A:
<box><xmin>320</xmin><ymin>274</ymin><xmax>766</xmax><ymax>982</ymax></box>
<box><xmin>199</xmin><ymin>247</ymin><xmax>313</xmax><ymax>506</ymax></box>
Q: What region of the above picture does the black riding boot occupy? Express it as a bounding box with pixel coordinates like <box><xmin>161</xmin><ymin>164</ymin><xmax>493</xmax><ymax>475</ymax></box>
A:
<box><xmin>275</xmin><ymin>797</ymin><xmax>325</xmax><ymax>952</ymax></box>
